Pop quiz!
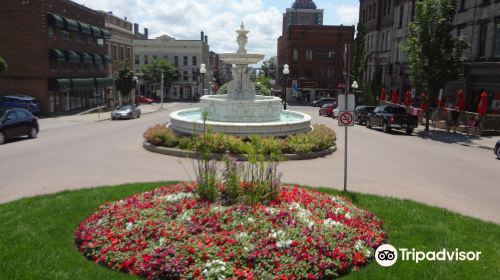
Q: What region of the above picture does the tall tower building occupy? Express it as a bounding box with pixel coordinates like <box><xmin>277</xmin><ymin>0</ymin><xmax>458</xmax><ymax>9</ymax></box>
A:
<box><xmin>282</xmin><ymin>0</ymin><xmax>324</xmax><ymax>35</ymax></box>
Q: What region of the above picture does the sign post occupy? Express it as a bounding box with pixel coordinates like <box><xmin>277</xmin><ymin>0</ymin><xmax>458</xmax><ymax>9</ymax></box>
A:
<box><xmin>342</xmin><ymin>44</ymin><xmax>352</xmax><ymax>192</ymax></box>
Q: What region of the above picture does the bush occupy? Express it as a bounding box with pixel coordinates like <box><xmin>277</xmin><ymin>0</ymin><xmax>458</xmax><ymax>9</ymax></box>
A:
<box><xmin>308</xmin><ymin>124</ymin><xmax>336</xmax><ymax>151</ymax></box>
<box><xmin>143</xmin><ymin>124</ymin><xmax>179</xmax><ymax>147</ymax></box>
<box><xmin>178</xmin><ymin>137</ymin><xmax>196</xmax><ymax>150</ymax></box>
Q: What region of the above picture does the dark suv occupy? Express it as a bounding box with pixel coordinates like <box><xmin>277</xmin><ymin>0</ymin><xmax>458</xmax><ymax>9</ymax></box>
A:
<box><xmin>0</xmin><ymin>108</ymin><xmax>39</xmax><ymax>145</ymax></box>
<box><xmin>354</xmin><ymin>106</ymin><xmax>376</xmax><ymax>125</ymax></box>
<box><xmin>0</xmin><ymin>95</ymin><xmax>41</xmax><ymax>114</ymax></box>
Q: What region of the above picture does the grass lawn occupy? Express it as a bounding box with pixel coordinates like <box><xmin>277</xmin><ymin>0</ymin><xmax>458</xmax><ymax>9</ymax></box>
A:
<box><xmin>0</xmin><ymin>182</ymin><xmax>499</xmax><ymax>279</ymax></box>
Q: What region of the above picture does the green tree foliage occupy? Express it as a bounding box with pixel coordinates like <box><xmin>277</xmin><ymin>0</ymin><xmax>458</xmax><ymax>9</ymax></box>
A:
<box><xmin>142</xmin><ymin>58</ymin><xmax>179</xmax><ymax>94</ymax></box>
<box><xmin>260</xmin><ymin>57</ymin><xmax>276</xmax><ymax>79</ymax></box>
<box><xmin>255</xmin><ymin>76</ymin><xmax>271</xmax><ymax>89</ymax></box>
<box><xmin>352</xmin><ymin>24</ymin><xmax>375</xmax><ymax>105</ymax></box>
<box><xmin>0</xmin><ymin>56</ymin><xmax>7</xmax><ymax>73</ymax></box>
<box><xmin>407</xmin><ymin>0</ymin><xmax>467</xmax><ymax>130</ymax></box>
<box><xmin>115</xmin><ymin>66</ymin><xmax>136</xmax><ymax>104</ymax></box>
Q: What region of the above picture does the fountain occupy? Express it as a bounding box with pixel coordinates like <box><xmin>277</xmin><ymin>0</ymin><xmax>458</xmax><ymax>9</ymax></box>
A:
<box><xmin>169</xmin><ymin>23</ymin><xmax>311</xmax><ymax>137</ymax></box>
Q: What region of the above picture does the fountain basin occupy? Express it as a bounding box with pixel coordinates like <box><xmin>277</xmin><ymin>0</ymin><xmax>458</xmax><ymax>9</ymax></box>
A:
<box><xmin>200</xmin><ymin>95</ymin><xmax>283</xmax><ymax>122</ymax></box>
<box><xmin>169</xmin><ymin>108</ymin><xmax>312</xmax><ymax>137</ymax></box>
<box><xmin>219</xmin><ymin>53</ymin><xmax>265</xmax><ymax>64</ymax></box>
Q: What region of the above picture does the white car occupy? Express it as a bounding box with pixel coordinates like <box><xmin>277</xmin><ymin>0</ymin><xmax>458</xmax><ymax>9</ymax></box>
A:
<box><xmin>331</xmin><ymin>108</ymin><xmax>339</xmax><ymax>118</ymax></box>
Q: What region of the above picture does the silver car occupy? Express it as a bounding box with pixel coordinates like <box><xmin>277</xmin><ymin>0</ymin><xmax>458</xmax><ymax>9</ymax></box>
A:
<box><xmin>111</xmin><ymin>105</ymin><xmax>141</xmax><ymax>120</ymax></box>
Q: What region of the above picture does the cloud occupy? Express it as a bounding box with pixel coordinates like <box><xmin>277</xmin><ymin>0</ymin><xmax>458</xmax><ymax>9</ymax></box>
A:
<box><xmin>335</xmin><ymin>5</ymin><xmax>359</xmax><ymax>26</ymax></box>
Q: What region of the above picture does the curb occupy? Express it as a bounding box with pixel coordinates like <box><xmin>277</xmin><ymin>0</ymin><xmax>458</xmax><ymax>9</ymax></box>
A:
<box><xmin>143</xmin><ymin>141</ymin><xmax>337</xmax><ymax>161</ymax></box>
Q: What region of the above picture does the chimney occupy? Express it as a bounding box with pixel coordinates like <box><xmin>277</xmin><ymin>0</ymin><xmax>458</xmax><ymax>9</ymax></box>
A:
<box><xmin>201</xmin><ymin>31</ymin><xmax>205</xmax><ymax>41</ymax></box>
<box><xmin>134</xmin><ymin>23</ymin><xmax>139</xmax><ymax>34</ymax></box>
<box><xmin>205</xmin><ymin>35</ymin><xmax>208</xmax><ymax>44</ymax></box>
<box><xmin>144</xmin><ymin>28</ymin><xmax>149</xmax><ymax>39</ymax></box>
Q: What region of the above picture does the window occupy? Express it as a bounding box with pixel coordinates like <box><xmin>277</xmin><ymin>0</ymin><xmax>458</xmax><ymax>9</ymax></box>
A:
<box><xmin>50</xmin><ymin>60</ymin><xmax>57</xmax><ymax>70</ymax></box>
<box><xmin>135</xmin><ymin>55</ymin><xmax>140</xmax><ymax>65</ymax></box>
<box><xmin>306</xmin><ymin>50</ymin><xmax>313</xmax><ymax>61</ymax></box>
<box><xmin>192</xmin><ymin>71</ymin><xmax>198</xmax><ymax>81</ymax></box>
<box><xmin>48</xmin><ymin>27</ymin><xmax>55</xmax><ymax>38</ymax></box>
<box><xmin>144</xmin><ymin>55</ymin><xmax>149</xmax><ymax>65</ymax></box>
<box><xmin>317</xmin><ymin>67</ymin><xmax>323</xmax><ymax>79</ymax></box>
<box><xmin>60</xmin><ymin>30</ymin><xmax>70</xmax><ymax>40</ymax></box>
<box><xmin>327</xmin><ymin>67</ymin><xmax>334</xmax><ymax>79</ymax></box>
<box><xmin>74</xmin><ymin>33</ymin><xmax>82</xmax><ymax>42</ymax></box>
<box><xmin>127</xmin><ymin>48</ymin><xmax>131</xmax><ymax>59</ymax></box>
<box><xmin>293</xmin><ymin>49</ymin><xmax>298</xmax><ymax>61</ymax></box>
<box><xmin>193</xmin><ymin>56</ymin><xmax>197</xmax><ymax>66</ymax></box>
<box><xmin>174</xmin><ymin>56</ymin><xmax>178</xmax><ymax>67</ymax></box>
<box><xmin>305</xmin><ymin>67</ymin><xmax>312</xmax><ymax>78</ymax></box>
<box><xmin>495</xmin><ymin>21</ymin><xmax>500</xmax><ymax>56</ymax></box>
<box><xmin>120</xmin><ymin>46</ymin><xmax>125</xmax><ymax>60</ymax></box>
<box><xmin>479</xmin><ymin>23</ymin><xmax>487</xmax><ymax>57</ymax></box>
<box><xmin>328</xmin><ymin>50</ymin><xmax>335</xmax><ymax>60</ymax></box>
<box><xmin>183</xmin><ymin>71</ymin><xmax>188</xmax><ymax>81</ymax></box>
<box><xmin>399</xmin><ymin>5</ymin><xmax>404</xmax><ymax>28</ymax></box>
<box><xmin>112</xmin><ymin>45</ymin><xmax>118</xmax><ymax>60</ymax></box>
<box><xmin>316</xmin><ymin>50</ymin><xmax>324</xmax><ymax>60</ymax></box>
<box><xmin>183</xmin><ymin>56</ymin><xmax>188</xmax><ymax>66</ymax></box>
<box><xmin>383</xmin><ymin>0</ymin><xmax>387</xmax><ymax>16</ymax></box>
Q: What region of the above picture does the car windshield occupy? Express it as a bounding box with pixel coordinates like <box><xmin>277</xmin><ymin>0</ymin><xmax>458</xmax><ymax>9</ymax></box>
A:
<box><xmin>321</xmin><ymin>104</ymin><xmax>332</xmax><ymax>108</ymax></box>
<box><xmin>117</xmin><ymin>105</ymin><xmax>132</xmax><ymax>110</ymax></box>
<box><xmin>386</xmin><ymin>106</ymin><xmax>407</xmax><ymax>114</ymax></box>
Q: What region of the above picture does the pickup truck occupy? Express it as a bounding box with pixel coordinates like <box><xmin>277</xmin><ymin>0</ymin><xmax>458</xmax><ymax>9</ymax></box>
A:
<box><xmin>366</xmin><ymin>105</ymin><xmax>418</xmax><ymax>135</ymax></box>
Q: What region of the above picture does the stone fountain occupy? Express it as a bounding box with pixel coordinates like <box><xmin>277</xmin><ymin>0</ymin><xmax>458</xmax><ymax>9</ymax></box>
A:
<box><xmin>169</xmin><ymin>23</ymin><xmax>311</xmax><ymax>137</ymax></box>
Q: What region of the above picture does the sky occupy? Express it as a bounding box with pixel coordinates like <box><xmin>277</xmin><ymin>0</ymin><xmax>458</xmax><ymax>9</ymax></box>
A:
<box><xmin>76</xmin><ymin>0</ymin><xmax>359</xmax><ymax>60</ymax></box>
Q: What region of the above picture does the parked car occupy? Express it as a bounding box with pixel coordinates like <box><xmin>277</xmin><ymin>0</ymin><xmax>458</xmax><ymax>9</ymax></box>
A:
<box><xmin>354</xmin><ymin>105</ymin><xmax>376</xmax><ymax>125</ymax></box>
<box><xmin>0</xmin><ymin>95</ymin><xmax>41</xmax><ymax>114</ymax></box>
<box><xmin>111</xmin><ymin>105</ymin><xmax>141</xmax><ymax>120</ymax></box>
<box><xmin>319</xmin><ymin>103</ymin><xmax>336</xmax><ymax>117</ymax></box>
<box><xmin>312</xmin><ymin>97</ymin><xmax>336</xmax><ymax>107</ymax></box>
<box><xmin>136</xmin><ymin>95</ymin><xmax>153</xmax><ymax>104</ymax></box>
<box><xmin>495</xmin><ymin>140</ymin><xmax>500</xmax><ymax>159</ymax></box>
<box><xmin>366</xmin><ymin>105</ymin><xmax>418</xmax><ymax>134</ymax></box>
<box><xmin>0</xmin><ymin>108</ymin><xmax>39</xmax><ymax>145</ymax></box>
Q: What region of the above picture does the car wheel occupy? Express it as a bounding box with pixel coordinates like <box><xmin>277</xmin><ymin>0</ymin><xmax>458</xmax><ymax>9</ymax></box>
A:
<box><xmin>382</xmin><ymin>122</ymin><xmax>390</xmax><ymax>133</ymax></box>
<box><xmin>406</xmin><ymin>129</ymin><xmax>413</xmax><ymax>135</ymax></box>
<box><xmin>0</xmin><ymin>132</ymin><xmax>5</xmax><ymax>145</ymax></box>
<box><xmin>28</xmin><ymin>127</ymin><xmax>38</xmax><ymax>139</ymax></box>
<box><xmin>137</xmin><ymin>113</ymin><xmax>141</xmax><ymax>118</ymax></box>
<box><xmin>319</xmin><ymin>111</ymin><xmax>322</xmax><ymax>116</ymax></box>
<box><xmin>366</xmin><ymin>119</ymin><xmax>372</xmax><ymax>129</ymax></box>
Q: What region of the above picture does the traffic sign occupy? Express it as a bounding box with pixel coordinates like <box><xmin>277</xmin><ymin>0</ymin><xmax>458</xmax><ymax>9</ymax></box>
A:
<box><xmin>338</xmin><ymin>111</ymin><xmax>354</xmax><ymax>126</ymax></box>
<box><xmin>337</xmin><ymin>94</ymin><xmax>355</xmax><ymax>111</ymax></box>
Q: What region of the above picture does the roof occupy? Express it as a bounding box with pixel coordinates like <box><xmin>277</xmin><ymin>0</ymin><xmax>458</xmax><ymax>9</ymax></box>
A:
<box><xmin>292</xmin><ymin>0</ymin><xmax>317</xmax><ymax>9</ymax></box>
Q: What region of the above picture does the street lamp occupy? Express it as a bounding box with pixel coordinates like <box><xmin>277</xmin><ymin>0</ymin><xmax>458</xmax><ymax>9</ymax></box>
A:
<box><xmin>160</xmin><ymin>72</ymin><xmax>164</xmax><ymax>109</ymax></box>
<box><xmin>351</xmin><ymin>81</ymin><xmax>358</xmax><ymax>91</ymax></box>
<box><xmin>283</xmin><ymin>64</ymin><xmax>290</xmax><ymax>110</ymax></box>
<box><xmin>133</xmin><ymin>76</ymin><xmax>138</xmax><ymax>106</ymax></box>
<box><xmin>200</xmin><ymin>64</ymin><xmax>207</xmax><ymax>96</ymax></box>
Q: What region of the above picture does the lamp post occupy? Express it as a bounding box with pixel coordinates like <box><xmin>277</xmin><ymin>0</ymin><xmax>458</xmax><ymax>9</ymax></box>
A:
<box><xmin>200</xmin><ymin>63</ymin><xmax>207</xmax><ymax>96</ymax></box>
<box><xmin>133</xmin><ymin>76</ymin><xmax>138</xmax><ymax>106</ymax></box>
<box><xmin>283</xmin><ymin>64</ymin><xmax>290</xmax><ymax>110</ymax></box>
<box><xmin>160</xmin><ymin>72</ymin><xmax>164</xmax><ymax>109</ymax></box>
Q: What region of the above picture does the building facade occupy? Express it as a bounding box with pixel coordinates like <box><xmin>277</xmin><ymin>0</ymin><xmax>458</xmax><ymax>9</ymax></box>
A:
<box><xmin>100</xmin><ymin>11</ymin><xmax>135</xmax><ymax>107</ymax></box>
<box><xmin>358</xmin><ymin>0</ymin><xmax>500</xmax><ymax>113</ymax></box>
<box><xmin>282</xmin><ymin>0</ymin><xmax>324</xmax><ymax>35</ymax></box>
<box><xmin>278</xmin><ymin>25</ymin><xmax>355</xmax><ymax>102</ymax></box>
<box><xmin>133</xmin><ymin>32</ymin><xmax>210</xmax><ymax>100</ymax></box>
<box><xmin>0</xmin><ymin>0</ymin><xmax>111</xmax><ymax>114</ymax></box>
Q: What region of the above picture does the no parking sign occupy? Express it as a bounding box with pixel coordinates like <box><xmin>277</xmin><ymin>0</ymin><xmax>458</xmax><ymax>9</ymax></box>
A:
<box><xmin>338</xmin><ymin>111</ymin><xmax>354</xmax><ymax>126</ymax></box>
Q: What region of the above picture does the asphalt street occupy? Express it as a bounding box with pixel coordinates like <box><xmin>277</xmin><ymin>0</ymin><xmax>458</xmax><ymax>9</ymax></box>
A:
<box><xmin>0</xmin><ymin>103</ymin><xmax>499</xmax><ymax>224</ymax></box>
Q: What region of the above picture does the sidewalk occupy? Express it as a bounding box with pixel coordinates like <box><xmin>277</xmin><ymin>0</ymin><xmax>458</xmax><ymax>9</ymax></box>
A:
<box><xmin>38</xmin><ymin>103</ymin><xmax>167</xmax><ymax>131</ymax></box>
<box><xmin>414</xmin><ymin>125</ymin><xmax>499</xmax><ymax>151</ymax></box>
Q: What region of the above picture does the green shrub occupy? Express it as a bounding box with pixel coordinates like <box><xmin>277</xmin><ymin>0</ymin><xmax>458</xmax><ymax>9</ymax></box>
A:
<box><xmin>178</xmin><ymin>137</ymin><xmax>196</xmax><ymax>150</ymax></box>
<box><xmin>308</xmin><ymin>124</ymin><xmax>336</xmax><ymax>151</ymax></box>
<box><xmin>248</xmin><ymin>135</ymin><xmax>283</xmax><ymax>157</ymax></box>
<box><xmin>143</xmin><ymin>124</ymin><xmax>179</xmax><ymax>147</ymax></box>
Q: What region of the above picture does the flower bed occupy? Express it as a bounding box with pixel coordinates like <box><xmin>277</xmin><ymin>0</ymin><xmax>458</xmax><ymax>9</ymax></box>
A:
<box><xmin>76</xmin><ymin>183</ymin><xmax>385</xmax><ymax>279</ymax></box>
<box><xmin>143</xmin><ymin>124</ymin><xmax>336</xmax><ymax>156</ymax></box>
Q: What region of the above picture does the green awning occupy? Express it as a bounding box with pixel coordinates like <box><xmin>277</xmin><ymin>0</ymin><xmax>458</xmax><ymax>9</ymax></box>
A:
<box><xmin>80</xmin><ymin>52</ymin><xmax>93</xmax><ymax>63</ymax></box>
<box><xmin>90</xmin><ymin>26</ymin><xmax>102</xmax><ymax>37</ymax></box>
<box><xmin>101</xmin><ymin>28</ymin><xmax>111</xmax><ymax>39</ymax></box>
<box><xmin>48</xmin><ymin>79</ymin><xmax>71</xmax><ymax>91</ymax></box>
<box><xmin>63</xmin><ymin>17</ymin><xmax>79</xmax><ymax>31</ymax></box>
<box><xmin>71</xmin><ymin>78</ymin><xmax>96</xmax><ymax>89</ymax></box>
<box><xmin>97</xmin><ymin>54</ymin><xmax>111</xmax><ymax>64</ymax></box>
<box><xmin>78</xmin><ymin>22</ymin><xmax>91</xmax><ymax>35</ymax></box>
<box><xmin>47</xmin><ymin>13</ymin><xmax>64</xmax><ymax>27</ymax></box>
<box><xmin>65</xmin><ymin>50</ymin><xmax>81</xmax><ymax>63</ymax></box>
<box><xmin>95</xmin><ymin>77</ymin><xmax>113</xmax><ymax>87</ymax></box>
<box><xmin>49</xmin><ymin>49</ymin><xmax>66</xmax><ymax>61</ymax></box>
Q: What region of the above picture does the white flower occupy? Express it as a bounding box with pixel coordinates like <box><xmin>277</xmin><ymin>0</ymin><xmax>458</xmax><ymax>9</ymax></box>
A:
<box><xmin>323</xmin><ymin>218</ymin><xmax>343</xmax><ymax>228</ymax></box>
<box><xmin>277</xmin><ymin>240</ymin><xmax>293</xmax><ymax>249</ymax></box>
<box><xmin>125</xmin><ymin>222</ymin><xmax>133</xmax><ymax>231</ymax></box>
<box><xmin>247</xmin><ymin>217</ymin><xmax>255</xmax><ymax>223</ymax></box>
<box><xmin>345</xmin><ymin>212</ymin><xmax>352</xmax><ymax>220</ymax></box>
<box><xmin>159</xmin><ymin>192</ymin><xmax>195</xmax><ymax>203</ymax></box>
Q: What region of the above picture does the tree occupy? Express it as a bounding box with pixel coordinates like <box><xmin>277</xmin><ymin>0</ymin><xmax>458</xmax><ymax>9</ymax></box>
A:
<box><xmin>142</xmin><ymin>58</ymin><xmax>179</xmax><ymax>100</ymax></box>
<box><xmin>260</xmin><ymin>57</ymin><xmax>276</xmax><ymax>79</ymax></box>
<box><xmin>115</xmin><ymin>66</ymin><xmax>136</xmax><ymax>105</ymax></box>
<box><xmin>352</xmin><ymin>24</ymin><xmax>375</xmax><ymax>105</ymax></box>
<box><xmin>407</xmin><ymin>0</ymin><xmax>467</xmax><ymax>131</ymax></box>
<box><xmin>0</xmin><ymin>56</ymin><xmax>7</xmax><ymax>73</ymax></box>
<box><xmin>216</xmin><ymin>82</ymin><xmax>271</xmax><ymax>96</ymax></box>
<box><xmin>255</xmin><ymin>75</ymin><xmax>271</xmax><ymax>89</ymax></box>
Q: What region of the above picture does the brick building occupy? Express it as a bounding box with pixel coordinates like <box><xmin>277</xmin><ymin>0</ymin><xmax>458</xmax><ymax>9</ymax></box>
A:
<box><xmin>0</xmin><ymin>0</ymin><xmax>111</xmax><ymax>114</ymax></box>
<box><xmin>278</xmin><ymin>25</ymin><xmax>355</xmax><ymax>102</ymax></box>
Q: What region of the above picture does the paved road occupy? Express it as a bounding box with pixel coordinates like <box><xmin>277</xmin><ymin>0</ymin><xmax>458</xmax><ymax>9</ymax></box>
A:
<box><xmin>0</xmin><ymin>103</ymin><xmax>499</xmax><ymax>224</ymax></box>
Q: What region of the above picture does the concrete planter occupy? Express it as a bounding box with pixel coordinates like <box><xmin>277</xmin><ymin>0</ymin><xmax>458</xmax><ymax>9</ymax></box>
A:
<box><xmin>143</xmin><ymin>141</ymin><xmax>336</xmax><ymax>161</ymax></box>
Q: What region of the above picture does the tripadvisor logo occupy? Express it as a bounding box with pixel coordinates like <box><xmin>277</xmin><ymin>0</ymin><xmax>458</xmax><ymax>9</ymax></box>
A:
<box><xmin>375</xmin><ymin>244</ymin><xmax>481</xmax><ymax>267</ymax></box>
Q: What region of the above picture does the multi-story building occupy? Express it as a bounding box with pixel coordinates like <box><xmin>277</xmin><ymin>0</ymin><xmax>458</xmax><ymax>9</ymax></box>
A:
<box><xmin>100</xmin><ymin>11</ymin><xmax>135</xmax><ymax>107</ymax></box>
<box><xmin>133</xmin><ymin>32</ymin><xmax>210</xmax><ymax>100</ymax></box>
<box><xmin>278</xmin><ymin>1</ymin><xmax>354</xmax><ymax>102</ymax></box>
<box><xmin>0</xmin><ymin>0</ymin><xmax>111</xmax><ymax>114</ymax></box>
<box><xmin>358</xmin><ymin>0</ymin><xmax>500</xmax><ymax>113</ymax></box>
<box><xmin>133</xmin><ymin>23</ymin><xmax>149</xmax><ymax>40</ymax></box>
<box><xmin>282</xmin><ymin>0</ymin><xmax>324</xmax><ymax>35</ymax></box>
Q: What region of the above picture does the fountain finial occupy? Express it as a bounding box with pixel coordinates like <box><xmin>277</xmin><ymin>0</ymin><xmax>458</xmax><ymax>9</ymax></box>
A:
<box><xmin>240</xmin><ymin>22</ymin><xmax>245</xmax><ymax>30</ymax></box>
